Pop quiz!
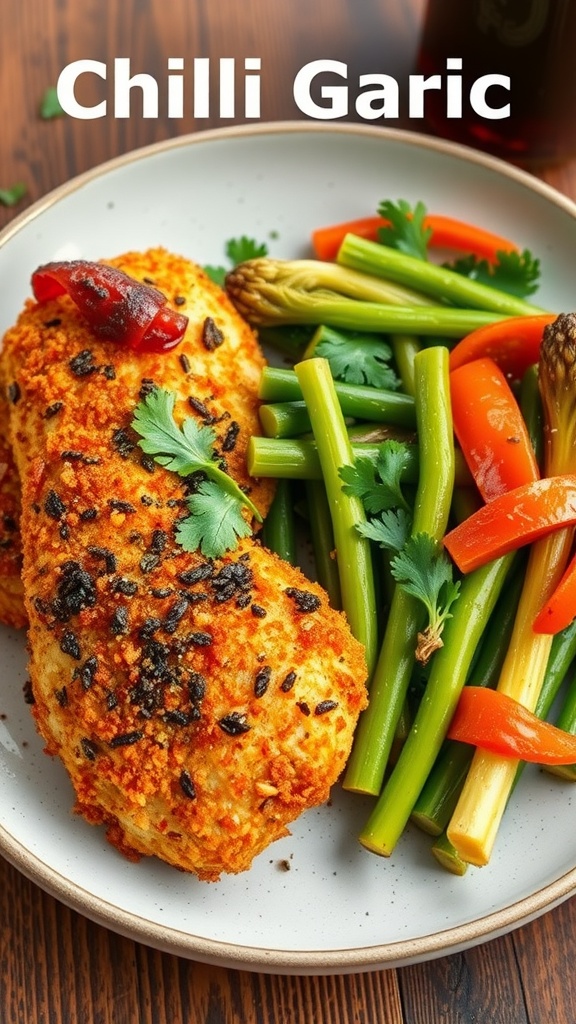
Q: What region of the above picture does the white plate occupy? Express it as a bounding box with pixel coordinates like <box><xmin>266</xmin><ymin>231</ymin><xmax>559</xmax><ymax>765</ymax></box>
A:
<box><xmin>1</xmin><ymin>122</ymin><xmax>576</xmax><ymax>976</ymax></box>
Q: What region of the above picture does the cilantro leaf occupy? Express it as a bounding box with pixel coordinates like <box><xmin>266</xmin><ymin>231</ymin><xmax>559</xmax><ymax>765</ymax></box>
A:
<box><xmin>226</xmin><ymin>236</ymin><xmax>268</xmax><ymax>264</ymax></box>
<box><xmin>376</xmin><ymin>199</ymin><xmax>432</xmax><ymax>260</ymax></box>
<box><xmin>356</xmin><ymin>507</ymin><xmax>412</xmax><ymax>552</ymax></box>
<box><xmin>340</xmin><ymin>440</ymin><xmax>412</xmax><ymax>514</ymax></box>
<box><xmin>0</xmin><ymin>182</ymin><xmax>27</xmax><ymax>207</ymax></box>
<box><xmin>132</xmin><ymin>388</ymin><xmax>215</xmax><ymax>474</ymax></box>
<box><xmin>203</xmin><ymin>265</ymin><xmax>227</xmax><ymax>287</ymax></box>
<box><xmin>177</xmin><ymin>481</ymin><xmax>252</xmax><ymax>556</ymax></box>
<box><xmin>203</xmin><ymin>236</ymin><xmax>269</xmax><ymax>287</ymax></box>
<box><xmin>131</xmin><ymin>387</ymin><xmax>261</xmax><ymax>558</ymax></box>
<box><xmin>390</xmin><ymin>533</ymin><xmax>461</xmax><ymax>663</ymax></box>
<box><xmin>445</xmin><ymin>248</ymin><xmax>540</xmax><ymax>299</ymax></box>
<box><xmin>314</xmin><ymin>326</ymin><xmax>400</xmax><ymax>389</ymax></box>
<box><xmin>40</xmin><ymin>86</ymin><xmax>65</xmax><ymax>119</ymax></box>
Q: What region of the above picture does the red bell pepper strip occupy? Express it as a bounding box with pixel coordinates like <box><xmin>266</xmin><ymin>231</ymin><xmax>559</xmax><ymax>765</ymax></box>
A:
<box><xmin>450</xmin><ymin>356</ymin><xmax>539</xmax><ymax>502</ymax></box>
<box><xmin>447</xmin><ymin>686</ymin><xmax>576</xmax><ymax>764</ymax></box>
<box><xmin>31</xmin><ymin>260</ymin><xmax>189</xmax><ymax>353</ymax></box>
<box><xmin>533</xmin><ymin>549</ymin><xmax>576</xmax><ymax>634</ymax></box>
<box><xmin>443</xmin><ymin>475</ymin><xmax>576</xmax><ymax>573</ymax></box>
<box><xmin>311</xmin><ymin>213</ymin><xmax>519</xmax><ymax>263</ymax></box>
<box><xmin>448</xmin><ymin>314</ymin><xmax>556</xmax><ymax>378</ymax></box>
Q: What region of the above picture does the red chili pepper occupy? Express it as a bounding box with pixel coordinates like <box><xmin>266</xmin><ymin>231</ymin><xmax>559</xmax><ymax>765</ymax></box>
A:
<box><xmin>448</xmin><ymin>686</ymin><xmax>576</xmax><ymax>764</ymax></box>
<box><xmin>533</xmin><ymin>549</ymin><xmax>576</xmax><ymax>635</ymax></box>
<box><xmin>31</xmin><ymin>260</ymin><xmax>189</xmax><ymax>352</ymax></box>
<box><xmin>443</xmin><ymin>475</ymin><xmax>576</xmax><ymax>573</ymax></box>
<box><xmin>450</xmin><ymin>356</ymin><xmax>539</xmax><ymax>502</ymax></box>
<box><xmin>448</xmin><ymin>315</ymin><xmax>556</xmax><ymax>379</ymax></box>
<box><xmin>311</xmin><ymin>213</ymin><xmax>519</xmax><ymax>263</ymax></box>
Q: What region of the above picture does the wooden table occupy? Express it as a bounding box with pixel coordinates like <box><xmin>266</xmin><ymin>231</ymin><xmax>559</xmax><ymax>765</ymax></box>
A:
<box><xmin>3</xmin><ymin>0</ymin><xmax>576</xmax><ymax>1020</ymax></box>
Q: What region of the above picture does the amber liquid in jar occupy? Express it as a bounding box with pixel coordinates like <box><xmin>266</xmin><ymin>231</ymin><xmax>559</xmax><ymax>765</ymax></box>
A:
<box><xmin>416</xmin><ymin>0</ymin><xmax>576</xmax><ymax>165</ymax></box>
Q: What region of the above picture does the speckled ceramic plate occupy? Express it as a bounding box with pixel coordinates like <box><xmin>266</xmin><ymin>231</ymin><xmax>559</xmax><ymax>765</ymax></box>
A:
<box><xmin>1</xmin><ymin>123</ymin><xmax>576</xmax><ymax>976</ymax></box>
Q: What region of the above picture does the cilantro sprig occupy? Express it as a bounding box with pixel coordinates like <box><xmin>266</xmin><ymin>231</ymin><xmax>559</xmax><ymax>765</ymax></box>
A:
<box><xmin>377</xmin><ymin>199</ymin><xmax>432</xmax><ymax>260</ymax></box>
<box><xmin>132</xmin><ymin>388</ymin><xmax>261</xmax><ymax>558</ymax></box>
<box><xmin>390</xmin><ymin>533</ymin><xmax>460</xmax><ymax>663</ymax></box>
<box><xmin>340</xmin><ymin>438</ymin><xmax>460</xmax><ymax>664</ymax></box>
<box><xmin>204</xmin><ymin>236</ymin><xmax>269</xmax><ymax>287</ymax></box>
<box><xmin>313</xmin><ymin>326</ymin><xmax>400</xmax><ymax>390</ymax></box>
<box><xmin>444</xmin><ymin>249</ymin><xmax>541</xmax><ymax>299</ymax></box>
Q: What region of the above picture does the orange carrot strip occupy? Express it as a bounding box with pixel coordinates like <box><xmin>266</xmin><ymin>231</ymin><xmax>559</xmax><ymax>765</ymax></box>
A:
<box><xmin>443</xmin><ymin>475</ymin><xmax>576</xmax><ymax>573</ymax></box>
<box><xmin>450</xmin><ymin>357</ymin><xmax>539</xmax><ymax>502</ymax></box>
<box><xmin>448</xmin><ymin>686</ymin><xmax>576</xmax><ymax>764</ymax></box>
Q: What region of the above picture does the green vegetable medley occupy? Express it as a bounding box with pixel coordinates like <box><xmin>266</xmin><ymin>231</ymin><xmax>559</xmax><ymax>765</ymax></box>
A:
<box><xmin>135</xmin><ymin>199</ymin><xmax>576</xmax><ymax>875</ymax></box>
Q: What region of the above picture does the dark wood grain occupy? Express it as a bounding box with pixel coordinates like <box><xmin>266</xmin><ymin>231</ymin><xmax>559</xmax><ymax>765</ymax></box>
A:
<box><xmin>2</xmin><ymin>1</ymin><xmax>576</xmax><ymax>1022</ymax></box>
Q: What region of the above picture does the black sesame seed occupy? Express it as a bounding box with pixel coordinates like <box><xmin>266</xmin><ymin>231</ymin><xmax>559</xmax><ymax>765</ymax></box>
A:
<box><xmin>254</xmin><ymin>665</ymin><xmax>272</xmax><ymax>698</ymax></box>
<box><xmin>179</xmin><ymin>352</ymin><xmax>191</xmax><ymax>372</ymax></box>
<box><xmin>106</xmin><ymin>691</ymin><xmax>118</xmax><ymax>711</ymax></box>
<box><xmin>174</xmin><ymin>295</ymin><xmax>186</xmax><ymax>307</ymax></box>
<box><xmin>60</xmin><ymin>450</ymin><xmax>84</xmax><ymax>461</ymax></box>
<box><xmin>59</xmin><ymin>522</ymin><xmax>70</xmax><ymax>540</ymax></box>
<box><xmin>251</xmin><ymin>604</ymin><xmax>267</xmax><ymax>618</ymax></box>
<box><xmin>108</xmin><ymin>499</ymin><xmax>136</xmax><ymax>514</ymax></box>
<box><xmin>179</xmin><ymin>769</ymin><xmax>196</xmax><ymax>799</ymax></box>
<box><xmin>177</xmin><ymin>563</ymin><xmax>214</xmax><ymax>586</ymax></box>
<box><xmin>44</xmin><ymin>489</ymin><xmax>67</xmax><ymax>520</ymax></box>
<box><xmin>111</xmin><ymin>427</ymin><xmax>136</xmax><ymax>458</ymax></box>
<box><xmin>285</xmin><ymin>587</ymin><xmax>321</xmax><ymax>613</ymax></box>
<box><xmin>80</xmin><ymin>508</ymin><xmax>98</xmax><ymax>521</ymax></box>
<box><xmin>218</xmin><ymin>712</ymin><xmax>251</xmax><ymax>736</ymax></box>
<box><xmin>110</xmin><ymin>606</ymin><xmax>129</xmax><ymax>635</ymax></box>
<box><xmin>150</xmin><ymin>529</ymin><xmax>168</xmax><ymax>554</ymax></box>
<box><xmin>186</xmin><ymin>631</ymin><xmax>212</xmax><ymax>647</ymax></box>
<box><xmin>43</xmin><ymin>317</ymin><xmax>61</xmax><ymax>328</ymax></box>
<box><xmin>150</xmin><ymin>587</ymin><xmax>172</xmax><ymax>599</ymax></box>
<box><xmin>55</xmin><ymin>687</ymin><xmax>69</xmax><ymax>707</ymax></box>
<box><xmin>80</xmin><ymin>738</ymin><xmax>98</xmax><ymax>760</ymax></box>
<box><xmin>77</xmin><ymin>655</ymin><xmax>98</xmax><ymax>690</ymax></box>
<box><xmin>221</xmin><ymin>420</ymin><xmax>240</xmax><ymax>453</ymax></box>
<box><xmin>280</xmin><ymin>671</ymin><xmax>297</xmax><ymax>693</ymax></box>
<box><xmin>101</xmin><ymin>365</ymin><xmax>116</xmax><ymax>380</ymax></box>
<box><xmin>43</xmin><ymin>402</ymin><xmax>63</xmax><ymax>419</ymax></box>
<box><xmin>139</xmin><ymin>552</ymin><xmax>160</xmax><ymax>574</ymax></box>
<box><xmin>201</xmin><ymin>316</ymin><xmax>224</xmax><ymax>351</ymax></box>
<box><xmin>163</xmin><ymin>709</ymin><xmax>192</xmax><ymax>726</ymax></box>
<box><xmin>109</xmin><ymin>730</ymin><xmax>143</xmax><ymax>748</ymax></box>
<box><xmin>111</xmin><ymin>576</ymin><xmax>138</xmax><ymax>596</ymax></box>
<box><xmin>69</xmin><ymin>349</ymin><xmax>97</xmax><ymax>377</ymax></box>
<box><xmin>60</xmin><ymin>630</ymin><xmax>81</xmax><ymax>660</ymax></box>
<box><xmin>188</xmin><ymin>672</ymin><xmax>207</xmax><ymax>703</ymax></box>
<box><xmin>296</xmin><ymin>701</ymin><xmax>311</xmax><ymax>716</ymax></box>
<box><xmin>139</xmin><ymin>378</ymin><xmax>157</xmax><ymax>399</ymax></box>
<box><xmin>188</xmin><ymin>395</ymin><xmax>214</xmax><ymax>421</ymax></box>
<box><xmin>162</xmin><ymin>597</ymin><xmax>189</xmax><ymax>634</ymax></box>
<box><xmin>315</xmin><ymin>699</ymin><xmax>339</xmax><ymax>715</ymax></box>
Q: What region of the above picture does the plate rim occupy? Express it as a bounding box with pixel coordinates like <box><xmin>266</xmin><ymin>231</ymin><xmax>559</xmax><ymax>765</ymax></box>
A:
<box><xmin>2</xmin><ymin>119</ymin><xmax>576</xmax><ymax>974</ymax></box>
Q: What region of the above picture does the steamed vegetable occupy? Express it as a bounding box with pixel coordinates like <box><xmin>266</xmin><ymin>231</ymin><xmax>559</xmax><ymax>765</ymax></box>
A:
<box><xmin>447</xmin><ymin>313</ymin><xmax>576</xmax><ymax>867</ymax></box>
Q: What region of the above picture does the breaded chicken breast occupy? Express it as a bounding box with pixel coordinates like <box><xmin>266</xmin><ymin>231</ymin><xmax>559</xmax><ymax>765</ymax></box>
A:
<box><xmin>1</xmin><ymin>249</ymin><xmax>367</xmax><ymax>880</ymax></box>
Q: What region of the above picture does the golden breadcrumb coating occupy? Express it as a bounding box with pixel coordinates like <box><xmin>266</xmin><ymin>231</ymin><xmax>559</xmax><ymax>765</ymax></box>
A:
<box><xmin>0</xmin><ymin>387</ymin><xmax>25</xmax><ymax>628</ymax></box>
<box><xmin>1</xmin><ymin>249</ymin><xmax>367</xmax><ymax>880</ymax></box>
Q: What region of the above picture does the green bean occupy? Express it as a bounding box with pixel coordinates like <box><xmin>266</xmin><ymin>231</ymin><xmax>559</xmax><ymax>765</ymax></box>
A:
<box><xmin>337</xmin><ymin>235</ymin><xmax>546</xmax><ymax>318</ymax></box>
<box><xmin>343</xmin><ymin>346</ymin><xmax>455</xmax><ymax>795</ymax></box>
<box><xmin>390</xmin><ymin>333</ymin><xmax>421</xmax><ymax>396</ymax></box>
<box><xmin>294</xmin><ymin>357</ymin><xmax>378</xmax><ymax>676</ymax></box>
<box><xmin>258</xmin><ymin>367</ymin><xmax>416</xmax><ymax>429</ymax></box>
<box><xmin>261</xmin><ymin>479</ymin><xmax>298</xmax><ymax>565</ymax></box>
<box><xmin>359</xmin><ymin>554</ymin><xmax>514</xmax><ymax>856</ymax></box>
<box><xmin>305</xmin><ymin>480</ymin><xmax>342</xmax><ymax>610</ymax></box>
<box><xmin>410</xmin><ymin>555</ymin><xmax>525</xmax><ymax>835</ymax></box>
